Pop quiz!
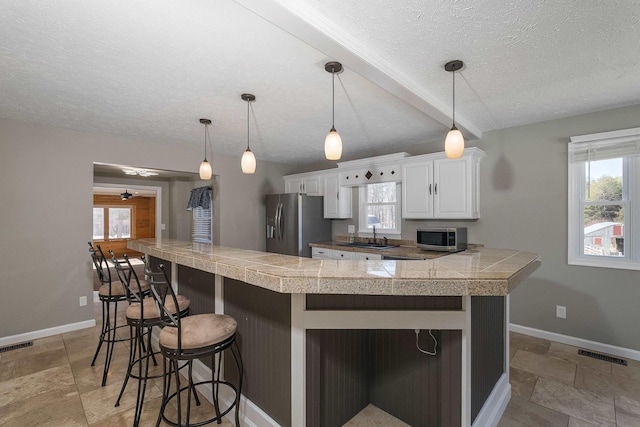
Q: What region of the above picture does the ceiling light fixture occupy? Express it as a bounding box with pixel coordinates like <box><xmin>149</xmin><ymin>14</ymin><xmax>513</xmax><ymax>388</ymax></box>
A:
<box><xmin>120</xmin><ymin>189</ymin><xmax>132</xmax><ymax>200</ymax></box>
<box><xmin>199</xmin><ymin>118</ymin><xmax>212</xmax><ymax>180</ymax></box>
<box><xmin>121</xmin><ymin>168</ymin><xmax>159</xmax><ymax>177</ymax></box>
<box><xmin>444</xmin><ymin>60</ymin><xmax>465</xmax><ymax>159</ymax></box>
<box><xmin>324</xmin><ymin>61</ymin><xmax>343</xmax><ymax>160</ymax></box>
<box><xmin>240</xmin><ymin>93</ymin><xmax>257</xmax><ymax>174</ymax></box>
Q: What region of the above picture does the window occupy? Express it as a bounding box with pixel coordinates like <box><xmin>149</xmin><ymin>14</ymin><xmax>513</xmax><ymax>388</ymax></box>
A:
<box><xmin>93</xmin><ymin>207</ymin><xmax>132</xmax><ymax>241</ymax></box>
<box><xmin>358</xmin><ymin>182</ymin><xmax>401</xmax><ymax>235</ymax></box>
<box><xmin>192</xmin><ymin>206</ymin><xmax>212</xmax><ymax>243</ymax></box>
<box><xmin>568</xmin><ymin>127</ymin><xmax>640</xmax><ymax>270</ymax></box>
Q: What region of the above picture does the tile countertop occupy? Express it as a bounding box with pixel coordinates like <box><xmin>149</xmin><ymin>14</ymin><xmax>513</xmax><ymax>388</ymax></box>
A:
<box><xmin>128</xmin><ymin>238</ymin><xmax>540</xmax><ymax>297</ymax></box>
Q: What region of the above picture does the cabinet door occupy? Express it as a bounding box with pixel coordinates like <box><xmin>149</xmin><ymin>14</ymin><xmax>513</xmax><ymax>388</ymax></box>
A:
<box><xmin>402</xmin><ymin>161</ymin><xmax>433</xmax><ymax>218</ymax></box>
<box><xmin>354</xmin><ymin>252</ymin><xmax>382</xmax><ymax>260</ymax></box>
<box><xmin>285</xmin><ymin>178</ymin><xmax>303</xmax><ymax>194</ymax></box>
<box><xmin>311</xmin><ymin>247</ymin><xmax>332</xmax><ymax>259</ymax></box>
<box><xmin>433</xmin><ymin>157</ymin><xmax>471</xmax><ymax>218</ymax></box>
<box><xmin>323</xmin><ymin>174</ymin><xmax>352</xmax><ymax>219</ymax></box>
<box><xmin>332</xmin><ymin>249</ymin><xmax>355</xmax><ymax>260</ymax></box>
<box><xmin>303</xmin><ymin>177</ymin><xmax>322</xmax><ymax>196</ymax></box>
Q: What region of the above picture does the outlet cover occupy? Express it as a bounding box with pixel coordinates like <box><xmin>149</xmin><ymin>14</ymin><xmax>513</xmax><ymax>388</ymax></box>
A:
<box><xmin>556</xmin><ymin>305</ymin><xmax>566</xmax><ymax>319</ymax></box>
<box><xmin>79</xmin><ymin>296</ymin><xmax>87</xmax><ymax>307</ymax></box>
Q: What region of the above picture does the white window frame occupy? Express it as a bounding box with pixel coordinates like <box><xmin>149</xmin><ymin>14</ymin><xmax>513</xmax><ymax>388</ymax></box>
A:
<box><xmin>358</xmin><ymin>182</ymin><xmax>402</xmax><ymax>236</ymax></box>
<box><xmin>568</xmin><ymin>127</ymin><xmax>640</xmax><ymax>270</ymax></box>
<box><xmin>93</xmin><ymin>205</ymin><xmax>133</xmax><ymax>241</ymax></box>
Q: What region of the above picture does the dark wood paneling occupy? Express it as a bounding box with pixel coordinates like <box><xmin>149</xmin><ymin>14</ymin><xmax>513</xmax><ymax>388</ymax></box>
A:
<box><xmin>223</xmin><ymin>278</ymin><xmax>292</xmax><ymax>427</ymax></box>
<box><xmin>306</xmin><ymin>295</ymin><xmax>462</xmax><ymax>310</ymax></box>
<box><xmin>440</xmin><ymin>330</ymin><xmax>462</xmax><ymax>426</ymax></box>
<box><xmin>148</xmin><ymin>256</ymin><xmax>171</xmax><ymax>279</ymax></box>
<box><xmin>176</xmin><ymin>265</ymin><xmax>216</xmax><ymax>315</ymax></box>
<box><xmin>471</xmin><ymin>296</ymin><xmax>504</xmax><ymax>423</ymax></box>
<box><xmin>306</xmin><ymin>330</ymin><xmax>370</xmax><ymax>427</ymax></box>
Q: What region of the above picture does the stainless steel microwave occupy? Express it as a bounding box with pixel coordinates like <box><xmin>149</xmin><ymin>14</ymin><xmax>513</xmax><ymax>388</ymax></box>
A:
<box><xmin>417</xmin><ymin>227</ymin><xmax>467</xmax><ymax>252</ymax></box>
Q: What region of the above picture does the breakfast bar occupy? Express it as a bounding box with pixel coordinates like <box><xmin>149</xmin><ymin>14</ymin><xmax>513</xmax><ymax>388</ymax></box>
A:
<box><xmin>128</xmin><ymin>238</ymin><xmax>540</xmax><ymax>427</ymax></box>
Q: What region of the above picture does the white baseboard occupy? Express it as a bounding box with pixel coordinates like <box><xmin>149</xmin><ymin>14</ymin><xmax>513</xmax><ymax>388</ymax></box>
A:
<box><xmin>0</xmin><ymin>319</ymin><xmax>96</xmax><ymax>348</ymax></box>
<box><xmin>472</xmin><ymin>373</ymin><xmax>510</xmax><ymax>427</ymax></box>
<box><xmin>510</xmin><ymin>323</ymin><xmax>640</xmax><ymax>362</ymax></box>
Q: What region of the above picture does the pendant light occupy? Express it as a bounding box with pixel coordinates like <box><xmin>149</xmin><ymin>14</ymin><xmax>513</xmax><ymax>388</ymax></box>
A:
<box><xmin>240</xmin><ymin>93</ymin><xmax>257</xmax><ymax>174</ymax></box>
<box><xmin>199</xmin><ymin>118</ymin><xmax>212</xmax><ymax>180</ymax></box>
<box><xmin>444</xmin><ymin>60</ymin><xmax>465</xmax><ymax>159</ymax></box>
<box><xmin>324</xmin><ymin>61</ymin><xmax>343</xmax><ymax>160</ymax></box>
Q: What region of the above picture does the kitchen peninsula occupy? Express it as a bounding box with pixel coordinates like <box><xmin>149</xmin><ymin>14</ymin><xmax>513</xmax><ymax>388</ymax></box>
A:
<box><xmin>129</xmin><ymin>238</ymin><xmax>540</xmax><ymax>427</ymax></box>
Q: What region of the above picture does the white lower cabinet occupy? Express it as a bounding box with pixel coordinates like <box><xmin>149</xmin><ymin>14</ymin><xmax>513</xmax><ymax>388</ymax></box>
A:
<box><xmin>311</xmin><ymin>247</ymin><xmax>332</xmax><ymax>259</ymax></box>
<box><xmin>332</xmin><ymin>249</ymin><xmax>355</xmax><ymax>260</ymax></box>
<box><xmin>354</xmin><ymin>252</ymin><xmax>382</xmax><ymax>261</ymax></box>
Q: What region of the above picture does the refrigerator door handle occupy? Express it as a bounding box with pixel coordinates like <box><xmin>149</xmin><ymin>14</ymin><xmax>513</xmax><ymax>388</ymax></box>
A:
<box><xmin>278</xmin><ymin>202</ymin><xmax>285</xmax><ymax>240</ymax></box>
<box><xmin>275</xmin><ymin>202</ymin><xmax>281</xmax><ymax>241</ymax></box>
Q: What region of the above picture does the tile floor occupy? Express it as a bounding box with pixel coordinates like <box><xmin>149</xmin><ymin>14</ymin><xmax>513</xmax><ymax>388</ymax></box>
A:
<box><xmin>1</xmin><ymin>302</ymin><xmax>639</xmax><ymax>426</ymax></box>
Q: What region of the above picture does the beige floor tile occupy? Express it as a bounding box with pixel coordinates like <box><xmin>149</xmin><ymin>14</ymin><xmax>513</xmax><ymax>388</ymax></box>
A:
<box><xmin>613</xmin><ymin>360</ymin><xmax>640</xmax><ymax>383</ymax></box>
<box><xmin>497</xmin><ymin>395</ymin><xmax>569</xmax><ymax>427</ymax></box>
<box><xmin>531</xmin><ymin>377</ymin><xmax>616</xmax><ymax>427</ymax></box>
<box><xmin>568</xmin><ymin>417</ymin><xmax>599</xmax><ymax>426</ymax></box>
<box><xmin>511</xmin><ymin>350</ymin><xmax>576</xmax><ymax>385</ymax></box>
<box><xmin>615</xmin><ymin>396</ymin><xmax>640</xmax><ymax>426</ymax></box>
<box><xmin>0</xmin><ymin>347</ymin><xmax>70</xmax><ymax>380</ymax></box>
<box><xmin>510</xmin><ymin>332</ymin><xmax>551</xmax><ymax>356</ymax></box>
<box><xmin>575</xmin><ymin>365</ymin><xmax>640</xmax><ymax>406</ymax></box>
<box><xmin>510</xmin><ymin>367</ymin><xmax>539</xmax><ymax>400</ymax></box>
<box><xmin>1</xmin><ymin>336</ymin><xmax>65</xmax><ymax>361</ymax></box>
<box><xmin>0</xmin><ymin>385</ymin><xmax>87</xmax><ymax>427</ymax></box>
<box><xmin>0</xmin><ymin>364</ymin><xmax>76</xmax><ymax>407</ymax></box>
<box><xmin>343</xmin><ymin>404</ymin><xmax>410</xmax><ymax>427</ymax></box>
<box><xmin>547</xmin><ymin>342</ymin><xmax>612</xmax><ymax>375</ymax></box>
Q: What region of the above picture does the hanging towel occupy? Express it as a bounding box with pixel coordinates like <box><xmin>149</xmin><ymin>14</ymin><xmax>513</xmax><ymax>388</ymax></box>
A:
<box><xmin>187</xmin><ymin>186</ymin><xmax>212</xmax><ymax>210</ymax></box>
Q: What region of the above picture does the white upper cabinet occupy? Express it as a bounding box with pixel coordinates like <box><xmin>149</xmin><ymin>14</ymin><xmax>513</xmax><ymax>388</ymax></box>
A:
<box><xmin>284</xmin><ymin>174</ymin><xmax>322</xmax><ymax>195</ymax></box>
<box><xmin>402</xmin><ymin>148</ymin><xmax>483</xmax><ymax>219</ymax></box>
<box><xmin>323</xmin><ymin>173</ymin><xmax>352</xmax><ymax>219</ymax></box>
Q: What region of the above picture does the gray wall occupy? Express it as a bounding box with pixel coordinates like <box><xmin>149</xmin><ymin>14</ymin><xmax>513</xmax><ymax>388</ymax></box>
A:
<box><xmin>329</xmin><ymin>103</ymin><xmax>640</xmax><ymax>352</ymax></box>
<box><xmin>0</xmin><ymin>118</ymin><xmax>292</xmax><ymax>338</ymax></box>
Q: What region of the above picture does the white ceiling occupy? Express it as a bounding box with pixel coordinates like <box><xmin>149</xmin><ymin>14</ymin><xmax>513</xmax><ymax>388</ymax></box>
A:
<box><xmin>1</xmin><ymin>0</ymin><xmax>639</xmax><ymax>167</ymax></box>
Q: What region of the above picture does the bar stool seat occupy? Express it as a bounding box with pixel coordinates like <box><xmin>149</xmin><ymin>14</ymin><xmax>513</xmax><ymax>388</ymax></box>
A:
<box><xmin>126</xmin><ymin>295</ymin><xmax>190</xmax><ymax>321</ymax></box>
<box><xmin>159</xmin><ymin>314</ymin><xmax>237</xmax><ymax>351</ymax></box>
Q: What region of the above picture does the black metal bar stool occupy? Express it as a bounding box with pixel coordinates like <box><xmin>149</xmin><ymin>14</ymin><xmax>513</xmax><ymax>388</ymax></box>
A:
<box><xmin>110</xmin><ymin>252</ymin><xmax>192</xmax><ymax>427</ymax></box>
<box><xmin>147</xmin><ymin>263</ymin><xmax>243</xmax><ymax>427</ymax></box>
<box><xmin>89</xmin><ymin>243</ymin><xmax>149</xmax><ymax>386</ymax></box>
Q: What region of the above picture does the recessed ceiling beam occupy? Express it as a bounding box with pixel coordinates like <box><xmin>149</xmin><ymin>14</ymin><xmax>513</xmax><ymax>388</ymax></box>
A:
<box><xmin>232</xmin><ymin>0</ymin><xmax>482</xmax><ymax>140</ymax></box>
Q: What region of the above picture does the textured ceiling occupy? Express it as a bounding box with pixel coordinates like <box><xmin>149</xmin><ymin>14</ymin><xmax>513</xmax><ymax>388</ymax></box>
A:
<box><xmin>1</xmin><ymin>0</ymin><xmax>639</xmax><ymax>167</ymax></box>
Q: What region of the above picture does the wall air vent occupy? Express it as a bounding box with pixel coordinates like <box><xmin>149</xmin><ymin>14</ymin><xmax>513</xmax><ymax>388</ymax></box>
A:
<box><xmin>578</xmin><ymin>349</ymin><xmax>627</xmax><ymax>366</ymax></box>
<box><xmin>0</xmin><ymin>341</ymin><xmax>33</xmax><ymax>353</ymax></box>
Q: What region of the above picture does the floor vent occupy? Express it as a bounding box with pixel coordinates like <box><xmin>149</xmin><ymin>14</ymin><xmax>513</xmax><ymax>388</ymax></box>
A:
<box><xmin>0</xmin><ymin>341</ymin><xmax>33</xmax><ymax>353</ymax></box>
<box><xmin>578</xmin><ymin>349</ymin><xmax>627</xmax><ymax>366</ymax></box>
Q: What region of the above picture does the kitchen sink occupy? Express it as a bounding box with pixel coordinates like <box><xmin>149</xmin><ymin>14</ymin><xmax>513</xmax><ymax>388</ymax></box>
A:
<box><xmin>335</xmin><ymin>242</ymin><xmax>396</xmax><ymax>250</ymax></box>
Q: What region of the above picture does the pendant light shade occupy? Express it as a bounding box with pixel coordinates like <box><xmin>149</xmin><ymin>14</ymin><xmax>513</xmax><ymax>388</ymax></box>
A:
<box><xmin>444</xmin><ymin>60</ymin><xmax>465</xmax><ymax>159</ymax></box>
<box><xmin>324</xmin><ymin>61</ymin><xmax>343</xmax><ymax>160</ymax></box>
<box><xmin>240</xmin><ymin>93</ymin><xmax>257</xmax><ymax>174</ymax></box>
<box><xmin>199</xmin><ymin>118</ymin><xmax>212</xmax><ymax>180</ymax></box>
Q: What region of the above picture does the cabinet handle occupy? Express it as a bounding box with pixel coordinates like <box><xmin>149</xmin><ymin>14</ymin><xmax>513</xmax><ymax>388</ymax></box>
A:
<box><xmin>435</xmin><ymin>183</ymin><xmax>438</xmax><ymax>195</ymax></box>
<box><xmin>337</xmin><ymin>191</ymin><xmax>339</xmax><ymax>200</ymax></box>
<box><xmin>429</xmin><ymin>184</ymin><xmax>432</xmax><ymax>195</ymax></box>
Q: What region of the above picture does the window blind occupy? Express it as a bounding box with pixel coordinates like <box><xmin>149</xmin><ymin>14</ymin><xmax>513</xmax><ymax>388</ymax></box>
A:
<box><xmin>569</xmin><ymin>127</ymin><xmax>640</xmax><ymax>163</ymax></box>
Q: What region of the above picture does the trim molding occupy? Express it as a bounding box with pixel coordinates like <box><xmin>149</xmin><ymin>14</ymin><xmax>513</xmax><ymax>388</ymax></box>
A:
<box><xmin>510</xmin><ymin>323</ymin><xmax>640</xmax><ymax>362</ymax></box>
<box><xmin>0</xmin><ymin>319</ymin><xmax>96</xmax><ymax>348</ymax></box>
<box><xmin>472</xmin><ymin>373</ymin><xmax>510</xmax><ymax>427</ymax></box>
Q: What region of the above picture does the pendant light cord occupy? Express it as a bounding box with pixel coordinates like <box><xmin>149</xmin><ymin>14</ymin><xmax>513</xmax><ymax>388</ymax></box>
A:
<box><xmin>332</xmin><ymin>71</ymin><xmax>335</xmax><ymax>128</ymax></box>
<box><xmin>452</xmin><ymin>69</ymin><xmax>456</xmax><ymax>126</ymax></box>
<box><xmin>204</xmin><ymin>123</ymin><xmax>209</xmax><ymax>161</ymax></box>
<box><xmin>247</xmin><ymin>100</ymin><xmax>251</xmax><ymax>150</ymax></box>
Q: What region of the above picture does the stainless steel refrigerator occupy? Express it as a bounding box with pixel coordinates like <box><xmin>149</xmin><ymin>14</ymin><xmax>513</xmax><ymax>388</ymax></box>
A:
<box><xmin>266</xmin><ymin>193</ymin><xmax>332</xmax><ymax>257</ymax></box>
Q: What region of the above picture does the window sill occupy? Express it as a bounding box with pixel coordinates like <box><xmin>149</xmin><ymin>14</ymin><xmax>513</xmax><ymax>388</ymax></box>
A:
<box><xmin>568</xmin><ymin>257</ymin><xmax>640</xmax><ymax>271</ymax></box>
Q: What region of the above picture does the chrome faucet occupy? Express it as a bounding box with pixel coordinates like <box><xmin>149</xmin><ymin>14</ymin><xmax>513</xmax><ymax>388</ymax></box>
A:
<box><xmin>372</xmin><ymin>225</ymin><xmax>377</xmax><ymax>245</ymax></box>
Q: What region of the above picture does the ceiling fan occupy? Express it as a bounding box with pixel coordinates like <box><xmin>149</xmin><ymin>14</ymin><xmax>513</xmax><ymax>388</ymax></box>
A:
<box><xmin>120</xmin><ymin>189</ymin><xmax>133</xmax><ymax>200</ymax></box>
